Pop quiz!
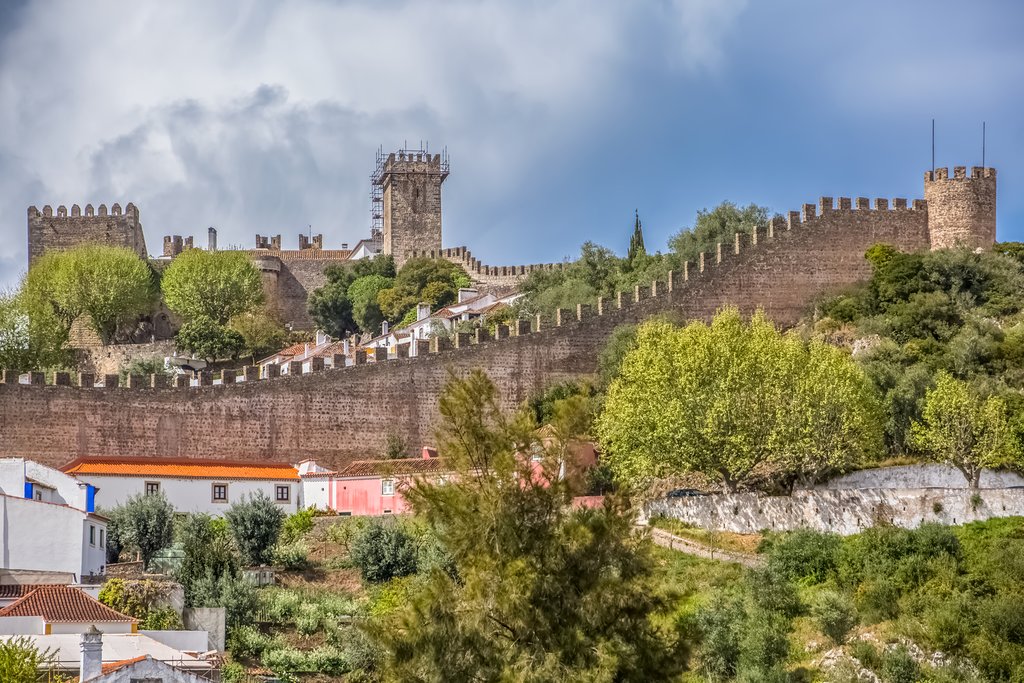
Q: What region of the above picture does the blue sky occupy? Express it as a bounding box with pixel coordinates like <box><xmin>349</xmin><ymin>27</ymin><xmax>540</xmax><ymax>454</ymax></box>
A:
<box><xmin>0</xmin><ymin>0</ymin><xmax>1021</xmax><ymax>288</ymax></box>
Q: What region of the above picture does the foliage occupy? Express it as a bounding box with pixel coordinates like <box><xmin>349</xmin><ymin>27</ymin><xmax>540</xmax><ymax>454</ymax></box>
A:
<box><xmin>272</xmin><ymin>541</ymin><xmax>310</xmax><ymax>570</ymax></box>
<box><xmin>525</xmin><ymin>380</ymin><xmax>596</xmax><ymax>427</ymax></box>
<box><xmin>114</xmin><ymin>491</ymin><xmax>175</xmax><ymax>569</ymax></box>
<box><xmin>119</xmin><ymin>356</ymin><xmax>170</xmax><ymax>384</ymax></box>
<box><xmin>668</xmin><ymin>201</ymin><xmax>770</xmax><ymax>264</ymax></box>
<box><xmin>350</xmin><ymin>519</ymin><xmax>418</xmax><ymax>583</ymax></box>
<box><xmin>175</xmin><ymin>315</ymin><xmax>246</xmax><ymax>362</ymax></box>
<box><xmin>0</xmin><ymin>635</ymin><xmax>55</xmax><ymax>683</ymax></box>
<box><xmin>190</xmin><ymin>570</ymin><xmax>258</xmax><ymax>629</ymax></box>
<box><xmin>225</xmin><ymin>491</ymin><xmax>286</xmax><ymax>566</ymax></box>
<box><xmin>98</xmin><ymin>578</ymin><xmax>183</xmax><ymax>628</ymax></box>
<box><xmin>161</xmin><ymin>249</ymin><xmax>263</xmax><ymax>324</ymax></box>
<box><xmin>760</xmin><ymin>529</ymin><xmax>841</xmax><ymax>585</ymax></box>
<box><xmin>880</xmin><ymin>645</ymin><xmax>919</xmax><ymax>683</ymax></box>
<box><xmin>597</xmin><ymin>323</ymin><xmax>637</xmax><ymax>388</ymax></box>
<box><xmin>627</xmin><ymin>210</ymin><xmax>646</xmax><ymax>264</ymax></box>
<box><xmin>383</xmin><ymin>431</ymin><xmax>409</xmax><ymax>459</ymax></box>
<box><xmin>370</xmin><ymin>370</ymin><xmax>687</xmax><ymax>681</ymax></box>
<box><xmin>307</xmin><ymin>256</ymin><xmax>396</xmax><ymax>336</ymax></box>
<box><xmin>912</xmin><ymin>371</ymin><xmax>1014</xmax><ymax>487</ymax></box>
<box><xmin>21</xmin><ymin>244</ymin><xmax>156</xmax><ymax>345</ymax></box>
<box><xmin>813</xmin><ymin>590</ymin><xmax>857</xmax><ymax>644</ymax></box>
<box><xmin>349</xmin><ymin>274</ymin><xmax>393</xmax><ymax>334</ymax></box>
<box><xmin>228</xmin><ymin>308</ymin><xmax>288</xmax><ymax>362</ymax></box>
<box><xmin>376</xmin><ymin>257</ymin><xmax>471</xmax><ymax>325</ymax></box>
<box><xmin>598</xmin><ymin>308</ymin><xmax>883</xmax><ymax>491</ymax></box>
<box><xmin>280</xmin><ymin>508</ymin><xmax>315</xmax><ymax>544</ymax></box>
<box><xmin>0</xmin><ymin>288</ymin><xmax>69</xmax><ymax>369</ymax></box>
<box><xmin>176</xmin><ymin>513</ymin><xmax>238</xmax><ymax>606</ymax></box>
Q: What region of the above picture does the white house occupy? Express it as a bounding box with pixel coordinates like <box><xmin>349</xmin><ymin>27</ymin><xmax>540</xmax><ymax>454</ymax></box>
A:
<box><xmin>347</xmin><ymin>237</ymin><xmax>383</xmax><ymax>260</ymax></box>
<box><xmin>63</xmin><ymin>457</ymin><xmax>301</xmax><ymax>515</ymax></box>
<box><xmin>0</xmin><ymin>459</ymin><xmax>106</xmax><ymax>581</ymax></box>
<box><xmin>0</xmin><ymin>584</ymin><xmax>137</xmax><ymax>635</ymax></box>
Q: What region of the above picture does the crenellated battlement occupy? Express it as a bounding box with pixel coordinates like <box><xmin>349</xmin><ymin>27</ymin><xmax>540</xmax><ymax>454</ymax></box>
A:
<box><xmin>924</xmin><ymin>166</ymin><xmax>996</xmax><ymax>251</ymax></box>
<box><xmin>27</xmin><ymin>201</ymin><xmax>147</xmax><ymax>263</ymax></box>
<box><xmin>408</xmin><ymin>245</ymin><xmax>568</xmax><ymax>284</ymax></box>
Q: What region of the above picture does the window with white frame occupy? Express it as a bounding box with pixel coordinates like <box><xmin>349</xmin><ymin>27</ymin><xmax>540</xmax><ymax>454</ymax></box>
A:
<box><xmin>276</xmin><ymin>485</ymin><xmax>290</xmax><ymax>502</ymax></box>
<box><xmin>145</xmin><ymin>481</ymin><xmax>160</xmax><ymax>495</ymax></box>
<box><xmin>212</xmin><ymin>483</ymin><xmax>228</xmax><ymax>502</ymax></box>
<box><xmin>381</xmin><ymin>479</ymin><xmax>395</xmax><ymax>496</ymax></box>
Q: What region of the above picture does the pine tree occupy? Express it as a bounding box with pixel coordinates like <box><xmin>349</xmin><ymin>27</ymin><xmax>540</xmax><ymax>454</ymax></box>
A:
<box><xmin>628</xmin><ymin>209</ymin><xmax>646</xmax><ymax>264</ymax></box>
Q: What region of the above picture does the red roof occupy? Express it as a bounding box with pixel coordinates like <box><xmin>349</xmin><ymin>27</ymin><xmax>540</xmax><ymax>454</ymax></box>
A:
<box><xmin>0</xmin><ymin>585</ymin><xmax>136</xmax><ymax>623</ymax></box>
<box><xmin>336</xmin><ymin>457</ymin><xmax>449</xmax><ymax>478</ymax></box>
<box><xmin>0</xmin><ymin>584</ymin><xmax>63</xmax><ymax>600</ymax></box>
<box><xmin>102</xmin><ymin>655</ymin><xmax>148</xmax><ymax>673</ymax></box>
<box><xmin>63</xmin><ymin>456</ymin><xmax>299</xmax><ymax>481</ymax></box>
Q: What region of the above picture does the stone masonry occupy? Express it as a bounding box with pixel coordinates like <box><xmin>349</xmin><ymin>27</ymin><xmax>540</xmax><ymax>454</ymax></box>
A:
<box><xmin>27</xmin><ymin>203</ymin><xmax>148</xmax><ymax>264</ymax></box>
<box><xmin>380</xmin><ymin>151</ymin><xmax>447</xmax><ymax>268</ymax></box>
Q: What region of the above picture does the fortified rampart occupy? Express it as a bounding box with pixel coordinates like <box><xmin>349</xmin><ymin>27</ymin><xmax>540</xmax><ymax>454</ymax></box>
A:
<box><xmin>4</xmin><ymin>172</ymin><xmax>977</xmax><ymax>469</ymax></box>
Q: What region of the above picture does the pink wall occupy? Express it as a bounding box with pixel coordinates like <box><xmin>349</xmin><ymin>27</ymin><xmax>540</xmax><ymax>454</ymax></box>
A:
<box><xmin>329</xmin><ymin>476</ymin><xmax>413</xmax><ymax>516</ymax></box>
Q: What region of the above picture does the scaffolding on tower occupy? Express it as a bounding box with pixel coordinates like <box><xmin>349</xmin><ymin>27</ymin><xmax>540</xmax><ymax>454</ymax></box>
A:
<box><xmin>370</xmin><ymin>143</ymin><xmax>449</xmax><ymax>239</ymax></box>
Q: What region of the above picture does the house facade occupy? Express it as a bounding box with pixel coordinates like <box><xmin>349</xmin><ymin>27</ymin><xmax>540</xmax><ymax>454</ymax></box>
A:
<box><xmin>63</xmin><ymin>457</ymin><xmax>301</xmax><ymax>515</ymax></box>
<box><xmin>0</xmin><ymin>459</ymin><xmax>106</xmax><ymax>580</ymax></box>
<box><xmin>0</xmin><ymin>585</ymin><xmax>136</xmax><ymax>635</ymax></box>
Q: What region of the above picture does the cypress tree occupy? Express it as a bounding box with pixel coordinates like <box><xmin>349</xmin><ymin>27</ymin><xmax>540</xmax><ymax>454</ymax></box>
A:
<box><xmin>628</xmin><ymin>209</ymin><xmax>646</xmax><ymax>263</ymax></box>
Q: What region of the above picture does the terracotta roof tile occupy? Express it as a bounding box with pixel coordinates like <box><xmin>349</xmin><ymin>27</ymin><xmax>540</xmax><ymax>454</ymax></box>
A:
<box><xmin>336</xmin><ymin>457</ymin><xmax>449</xmax><ymax>478</ymax></box>
<box><xmin>0</xmin><ymin>584</ymin><xmax>63</xmax><ymax>599</ymax></box>
<box><xmin>0</xmin><ymin>585</ymin><xmax>136</xmax><ymax>623</ymax></box>
<box><xmin>63</xmin><ymin>457</ymin><xmax>299</xmax><ymax>481</ymax></box>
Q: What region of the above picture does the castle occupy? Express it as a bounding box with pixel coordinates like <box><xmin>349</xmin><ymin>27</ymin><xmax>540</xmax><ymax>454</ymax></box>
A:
<box><xmin>7</xmin><ymin>163</ymin><xmax>997</xmax><ymax>469</ymax></box>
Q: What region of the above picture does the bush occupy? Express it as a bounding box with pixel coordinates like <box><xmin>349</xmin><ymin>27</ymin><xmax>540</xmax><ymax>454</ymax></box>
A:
<box><xmin>745</xmin><ymin>566</ymin><xmax>802</xmax><ymax>619</ymax></box>
<box><xmin>854</xmin><ymin>578</ymin><xmax>902</xmax><ymax>623</ymax></box>
<box><xmin>280</xmin><ymin>508</ymin><xmax>315</xmax><ymax>544</ymax></box>
<box><xmin>737</xmin><ymin>609</ymin><xmax>790</xmax><ymax>675</ymax></box>
<box><xmin>350</xmin><ymin>520</ymin><xmax>418</xmax><ymax>583</ymax></box>
<box><xmin>880</xmin><ymin>645</ymin><xmax>919</xmax><ymax>683</ymax></box>
<box><xmin>813</xmin><ymin>590</ymin><xmax>857</xmax><ymax>644</ymax></box>
<box><xmin>272</xmin><ymin>542</ymin><xmax>310</xmax><ymax>571</ymax></box>
<box><xmin>762</xmin><ymin>529</ymin><xmax>841</xmax><ymax>584</ymax></box>
<box><xmin>228</xmin><ymin>625</ymin><xmax>278</xmax><ymax>660</ymax></box>
<box><xmin>225</xmin><ymin>491</ymin><xmax>286</xmax><ymax>566</ymax></box>
<box><xmin>695</xmin><ymin>597</ymin><xmax>745</xmax><ymax>680</ymax></box>
<box><xmin>850</xmin><ymin>639</ymin><xmax>881</xmax><ymax>671</ymax></box>
<box><xmin>220</xmin><ymin>660</ymin><xmax>246</xmax><ymax>683</ymax></box>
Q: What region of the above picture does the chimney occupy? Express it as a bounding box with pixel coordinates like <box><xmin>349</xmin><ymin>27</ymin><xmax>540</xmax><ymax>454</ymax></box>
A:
<box><xmin>208</xmin><ymin>226</ymin><xmax>217</xmax><ymax>251</ymax></box>
<box><xmin>342</xmin><ymin>338</ymin><xmax>350</xmax><ymax>355</ymax></box>
<box><xmin>341</xmin><ymin>243</ymin><xmax>349</xmax><ymax>250</ymax></box>
<box><xmin>381</xmin><ymin>320</ymin><xmax>389</xmax><ymax>337</ymax></box>
<box><xmin>80</xmin><ymin>626</ymin><xmax>103</xmax><ymax>682</ymax></box>
<box><xmin>457</xmin><ymin>288</ymin><xmax>478</xmax><ymax>304</ymax></box>
<box><xmin>422</xmin><ymin>446</ymin><xmax>437</xmax><ymax>459</ymax></box>
<box><xmin>315</xmin><ymin>329</ymin><xmax>330</xmax><ymax>346</ymax></box>
<box><xmin>416</xmin><ymin>302</ymin><xmax>431</xmax><ymax>322</ymax></box>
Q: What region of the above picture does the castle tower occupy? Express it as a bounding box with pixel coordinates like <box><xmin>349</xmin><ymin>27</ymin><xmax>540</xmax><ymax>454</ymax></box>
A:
<box><xmin>924</xmin><ymin>166</ymin><xmax>996</xmax><ymax>251</ymax></box>
<box><xmin>27</xmin><ymin>203</ymin><xmax>148</xmax><ymax>265</ymax></box>
<box><xmin>374</xmin><ymin>148</ymin><xmax>449</xmax><ymax>267</ymax></box>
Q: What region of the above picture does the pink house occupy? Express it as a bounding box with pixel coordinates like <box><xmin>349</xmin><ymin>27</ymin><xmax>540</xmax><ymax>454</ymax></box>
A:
<box><xmin>302</xmin><ymin>449</ymin><xmax>448</xmax><ymax>516</ymax></box>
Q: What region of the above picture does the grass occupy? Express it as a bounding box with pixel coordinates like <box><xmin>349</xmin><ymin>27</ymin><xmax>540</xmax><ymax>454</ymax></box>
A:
<box><xmin>648</xmin><ymin>516</ymin><xmax>763</xmax><ymax>554</ymax></box>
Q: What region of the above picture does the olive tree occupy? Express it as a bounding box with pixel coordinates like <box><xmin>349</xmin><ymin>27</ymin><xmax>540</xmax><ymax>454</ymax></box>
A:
<box><xmin>161</xmin><ymin>249</ymin><xmax>263</xmax><ymax>324</ymax></box>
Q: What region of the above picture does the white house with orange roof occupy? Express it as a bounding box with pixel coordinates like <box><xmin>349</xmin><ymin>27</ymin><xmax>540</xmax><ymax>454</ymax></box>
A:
<box><xmin>0</xmin><ymin>458</ymin><xmax>107</xmax><ymax>580</ymax></box>
<box><xmin>63</xmin><ymin>457</ymin><xmax>301</xmax><ymax>515</ymax></box>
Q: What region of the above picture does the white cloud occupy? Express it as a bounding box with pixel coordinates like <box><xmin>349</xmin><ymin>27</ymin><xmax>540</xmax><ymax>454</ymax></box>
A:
<box><xmin>0</xmin><ymin>0</ymin><xmax>747</xmax><ymax>286</ymax></box>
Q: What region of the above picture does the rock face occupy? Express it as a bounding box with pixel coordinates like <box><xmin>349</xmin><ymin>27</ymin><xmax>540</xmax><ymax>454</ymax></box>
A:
<box><xmin>7</xmin><ymin>167</ymin><xmax>997</xmax><ymax>468</ymax></box>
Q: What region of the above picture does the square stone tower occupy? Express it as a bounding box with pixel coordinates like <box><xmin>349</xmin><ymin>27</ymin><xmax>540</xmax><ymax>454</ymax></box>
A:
<box><xmin>27</xmin><ymin>202</ymin><xmax>147</xmax><ymax>265</ymax></box>
<box><xmin>374</xmin><ymin>148</ymin><xmax>449</xmax><ymax>267</ymax></box>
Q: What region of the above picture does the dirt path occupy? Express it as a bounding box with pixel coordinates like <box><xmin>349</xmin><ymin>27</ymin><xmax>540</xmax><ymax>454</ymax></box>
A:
<box><xmin>648</xmin><ymin>527</ymin><xmax>764</xmax><ymax>568</ymax></box>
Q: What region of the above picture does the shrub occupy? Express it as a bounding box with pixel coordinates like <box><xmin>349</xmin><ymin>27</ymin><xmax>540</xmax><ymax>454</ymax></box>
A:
<box><xmin>308</xmin><ymin>645</ymin><xmax>350</xmax><ymax>676</ymax></box>
<box><xmin>880</xmin><ymin>645</ymin><xmax>919</xmax><ymax>683</ymax></box>
<box><xmin>854</xmin><ymin>578</ymin><xmax>902</xmax><ymax>623</ymax></box>
<box><xmin>762</xmin><ymin>529</ymin><xmax>841</xmax><ymax>584</ymax></box>
<box><xmin>350</xmin><ymin>519</ymin><xmax>418</xmax><ymax>583</ymax></box>
<box><xmin>280</xmin><ymin>508</ymin><xmax>315</xmax><ymax>544</ymax></box>
<box><xmin>850</xmin><ymin>639</ymin><xmax>881</xmax><ymax>671</ymax></box>
<box><xmin>220</xmin><ymin>660</ymin><xmax>246</xmax><ymax>683</ymax></box>
<box><xmin>813</xmin><ymin>590</ymin><xmax>858</xmax><ymax>644</ymax></box>
<box><xmin>225</xmin><ymin>491</ymin><xmax>286</xmax><ymax>566</ymax></box>
<box><xmin>272</xmin><ymin>542</ymin><xmax>310</xmax><ymax>571</ymax></box>
<box><xmin>694</xmin><ymin>597</ymin><xmax>745</xmax><ymax>680</ymax></box>
<box><xmin>141</xmin><ymin>606</ymin><xmax>183</xmax><ymax>630</ymax></box>
<box><xmin>228</xmin><ymin>625</ymin><xmax>277</xmax><ymax>660</ymax></box>
<box><xmin>745</xmin><ymin>566</ymin><xmax>802</xmax><ymax>619</ymax></box>
<box><xmin>262</xmin><ymin>646</ymin><xmax>309</xmax><ymax>676</ymax></box>
<box><xmin>737</xmin><ymin>609</ymin><xmax>790</xmax><ymax>675</ymax></box>
<box><xmin>295</xmin><ymin>603</ymin><xmax>321</xmax><ymax>636</ymax></box>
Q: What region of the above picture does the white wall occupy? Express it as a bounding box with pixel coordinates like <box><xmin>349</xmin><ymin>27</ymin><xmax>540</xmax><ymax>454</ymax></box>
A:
<box><xmin>25</xmin><ymin>460</ymin><xmax>91</xmax><ymax>510</ymax></box>
<box><xmin>82</xmin><ymin>475</ymin><xmax>298</xmax><ymax>515</ymax></box>
<box><xmin>91</xmin><ymin>656</ymin><xmax>208</xmax><ymax>683</ymax></box>
<box><xmin>300</xmin><ymin>476</ymin><xmax>331</xmax><ymax>511</ymax></box>
<box><xmin>141</xmin><ymin>629</ymin><xmax>209</xmax><ymax>653</ymax></box>
<box><xmin>806</xmin><ymin>464</ymin><xmax>1024</xmax><ymax>491</ymax></box>
<box><xmin>50</xmin><ymin>620</ymin><xmax>132</xmax><ymax>634</ymax></box>
<box><xmin>646</xmin><ymin>487</ymin><xmax>1024</xmax><ymax>536</ymax></box>
<box><xmin>0</xmin><ymin>495</ymin><xmax>105</xmax><ymax>580</ymax></box>
<box><xmin>0</xmin><ymin>616</ymin><xmax>44</xmax><ymax>634</ymax></box>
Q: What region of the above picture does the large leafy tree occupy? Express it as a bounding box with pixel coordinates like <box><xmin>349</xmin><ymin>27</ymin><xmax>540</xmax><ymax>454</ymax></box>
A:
<box><xmin>912</xmin><ymin>372</ymin><xmax>1014</xmax><ymax>487</ymax></box>
<box><xmin>372</xmin><ymin>370</ymin><xmax>687</xmax><ymax>681</ymax></box>
<box><xmin>115</xmin><ymin>491</ymin><xmax>175</xmax><ymax>569</ymax></box>
<box><xmin>597</xmin><ymin>308</ymin><xmax>882</xmax><ymax>491</ymax></box>
<box><xmin>669</xmin><ymin>201</ymin><xmax>770</xmax><ymax>263</ymax></box>
<box><xmin>348</xmin><ymin>274</ymin><xmax>392</xmax><ymax>334</ymax></box>
<box><xmin>0</xmin><ymin>636</ymin><xmax>56</xmax><ymax>683</ymax></box>
<box><xmin>0</xmin><ymin>289</ymin><xmax>68</xmax><ymax>369</ymax></box>
<box><xmin>308</xmin><ymin>256</ymin><xmax>396</xmax><ymax>336</ymax></box>
<box><xmin>21</xmin><ymin>245</ymin><xmax>156</xmax><ymax>345</ymax></box>
<box><xmin>376</xmin><ymin>257</ymin><xmax>471</xmax><ymax>326</ymax></box>
<box><xmin>227</xmin><ymin>308</ymin><xmax>288</xmax><ymax>363</ymax></box>
<box><xmin>176</xmin><ymin>513</ymin><xmax>239</xmax><ymax>606</ymax></box>
<box><xmin>175</xmin><ymin>315</ymin><xmax>245</xmax><ymax>362</ymax></box>
<box><xmin>161</xmin><ymin>249</ymin><xmax>263</xmax><ymax>325</ymax></box>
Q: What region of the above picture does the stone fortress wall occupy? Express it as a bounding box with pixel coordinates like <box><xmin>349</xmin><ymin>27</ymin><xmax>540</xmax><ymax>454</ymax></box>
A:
<box><xmin>27</xmin><ymin>203</ymin><xmax>148</xmax><ymax>264</ymax></box>
<box><xmin>1</xmin><ymin>166</ymin><xmax>995</xmax><ymax>469</ymax></box>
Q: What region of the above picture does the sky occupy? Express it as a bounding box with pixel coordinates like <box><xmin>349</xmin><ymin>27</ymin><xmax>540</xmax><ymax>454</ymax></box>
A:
<box><xmin>0</xmin><ymin>0</ymin><xmax>1022</xmax><ymax>288</ymax></box>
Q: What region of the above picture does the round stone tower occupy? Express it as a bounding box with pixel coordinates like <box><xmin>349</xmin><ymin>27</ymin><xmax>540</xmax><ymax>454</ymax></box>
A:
<box><xmin>924</xmin><ymin>166</ymin><xmax>996</xmax><ymax>251</ymax></box>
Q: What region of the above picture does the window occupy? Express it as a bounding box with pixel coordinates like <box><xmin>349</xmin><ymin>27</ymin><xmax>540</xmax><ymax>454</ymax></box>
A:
<box><xmin>89</xmin><ymin>525</ymin><xmax>95</xmax><ymax>546</ymax></box>
<box><xmin>276</xmin><ymin>485</ymin><xmax>290</xmax><ymax>502</ymax></box>
<box><xmin>145</xmin><ymin>481</ymin><xmax>160</xmax><ymax>495</ymax></box>
<box><xmin>34</xmin><ymin>491</ymin><xmax>41</xmax><ymax>501</ymax></box>
<box><xmin>212</xmin><ymin>483</ymin><xmax>228</xmax><ymax>503</ymax></box>
<box><xmin>99</xmin><ymin>529</ymin><xmax>105</xmax><ymax>548</ymax></box>
<box><xmin>381</xmin><ymin>479</ymin><xmax>395</xmax><ymax>496</ymax></box>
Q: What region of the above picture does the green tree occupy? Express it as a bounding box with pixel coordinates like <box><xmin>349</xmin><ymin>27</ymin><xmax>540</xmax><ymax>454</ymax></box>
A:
<box><xmin>116</xmin><ymin>491</ymin><xmax>175</xmax><ymax>569</ymax></box>
<box><xmin>0</xmin><ymin>636</ymin><xmax>55</xmax><ymax>683</ymax></box>
<box><xmin>225</xmin><ymin>491</ymin><xmax>286</xmax><ymax>566</ymax></box>
<box><xmin>308</xmin><ymin>272</ymin><xmax>356</xmax><ymax>338</ymax></box>
<box><xmin>376</xmin><ymin>258</ymin><xmax>471</xmax><ymax>325</ymax></box>
<box><xmin>627</xmin><ymin>210</ymin><xmax>647</xmax><ymax>264</ymax></box>
<box><xmin>669</xmin><ymin>201</ymin><xmax>770</xmax><ymax>263</ymax></box>
<box><xmin>0</xmin><ymin>289</ymin><xmax>68</xmax><ymax>370</ymax></box>
<box><xmin>372</xmin><ymin>370</ymin><xmax>687</xmax><ymax>681</ymax></box>
<box><xmin>161</xmin><ymin>249</ymin><xmax>263</xmax><ymax>324</ymax></box>
<box><xmin>350</xmin><ymin>519</ymin><xmax>418</xmax><ymax>583</ymax></box>
<box><xmin>227</xmin><ymin>309</ymin><xmax>288</xmax><ymax>363</ymax></box>
<box><xmin>597</xmin><ymin>308</ymin><xmax>882</xmax><ymax>491</ymax></box>
<box><xmin>175</xmin><ymin>315</ymin><xmax>245</xmax><ymax>362</ymax></box>
<box><xmin>348</xmin><ymin>274</ymin><xmax>393</xmax><ymax>334</ymax></box>
<box><xmin>21</xmin><ymin>245</ymin><xmax>156</xmax><ymax>344</ymax></box>
<box><xmin>176</xmin><ymin>513</ymin><xmax>239</xmax><ymax>606</ymax></box>
<box><xmin>912</xmin><ymin>372</ymin><xmax>1014</xmax><ymax>487</ymax></box>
